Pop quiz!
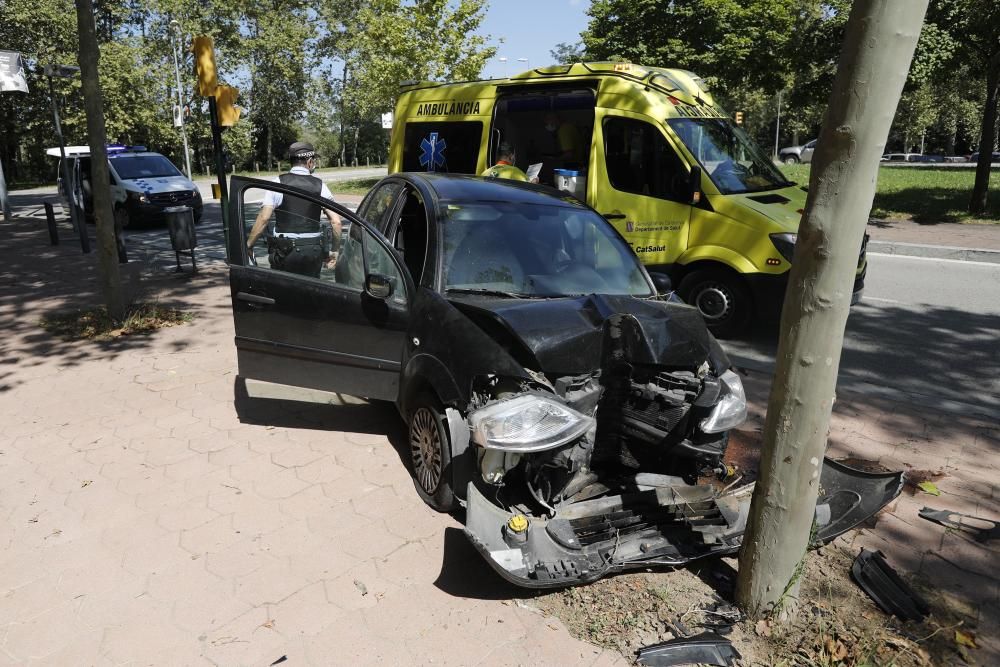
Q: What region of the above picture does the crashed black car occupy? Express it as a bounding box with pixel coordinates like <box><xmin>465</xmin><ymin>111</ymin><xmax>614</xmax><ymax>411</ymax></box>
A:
<box><xmin>226</xmin><ymin>173</ymin><xmax>902</xmax><ymax>588</ymax></box>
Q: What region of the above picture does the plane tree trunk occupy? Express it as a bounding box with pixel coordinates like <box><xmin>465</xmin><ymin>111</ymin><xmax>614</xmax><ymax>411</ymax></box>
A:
<box><xmin>75</xmin><ymin>0</ymin><xmax>125</xmax><ymax>321</ymax></box>
<box><xmin>735</xmin><ymin>0</ymin><xmax>928</xmax><ymax>621</ymax></box>
<box><xmin>970</xmin><ymin>51</ymin><xmax>1000</xmax><ymax>215</ymax></box>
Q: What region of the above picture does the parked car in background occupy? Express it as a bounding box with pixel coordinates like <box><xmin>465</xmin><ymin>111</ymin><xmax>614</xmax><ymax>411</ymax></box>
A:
<box><xmin>969</xmin><ymin>151</ymin><xmax>1000</xmax><ymax>163</ymax></box>
<box><xmin>49</xmin><ymin>144</ymin><xmax>202</xmax><ymax>228</ymax></box>
<box><xmin>880</xmin><ymin>153</ymin><xmax>923</xmax><ymax>162</ymax></box>
<box><xmin>778</xmin><ymin>139</ymin><xmax>816</xmax><ymax>164</ymax></box>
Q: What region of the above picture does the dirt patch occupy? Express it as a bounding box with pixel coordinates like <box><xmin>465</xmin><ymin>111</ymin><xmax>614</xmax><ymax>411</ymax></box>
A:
<box><xmin>532</xmin><ymin>542</ymin><xmax>975</xmax><ymax>666</ymax></box>
<box><xmin>40</xmin><ymin>302</ymin><xmax>192</xmax><ymax>341</ymax></box>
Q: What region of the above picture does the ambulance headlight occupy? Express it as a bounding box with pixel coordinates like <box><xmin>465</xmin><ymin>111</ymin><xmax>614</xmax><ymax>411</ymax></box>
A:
<box><xmin>700</xmin><ymin>370</ymin><xmax>747</xmax><ymax>434</ymax></box>
<box><xmin>770</xmin><ymin>233</ymin><xmax>797</xmax><ymax>263</ymax></box>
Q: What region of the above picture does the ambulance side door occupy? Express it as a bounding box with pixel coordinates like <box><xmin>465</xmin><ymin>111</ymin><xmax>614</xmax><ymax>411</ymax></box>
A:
<box><xmin>592</xmin><ymin>110</ymin><xmax>693</xmax><ymax>271</ymax></box>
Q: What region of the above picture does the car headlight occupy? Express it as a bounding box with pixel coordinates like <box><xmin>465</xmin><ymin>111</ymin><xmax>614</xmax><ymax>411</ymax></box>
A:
<box><xmin>769</xmin><ymin>232</ymin><xmax>797</xmax><ymax>263</ymax></box>
<box><xmin>699</xmin><ymin>370</ymin><xmax>747</xmax><ymax>434</ymax></box>
<box><xmin>469</xmin><ymin>394</ymin><xmax>593</xmax><ymax>453</ymax></box>
<box><xmin>127</xmin><ymin>191</ymin><xmax>148</xmax><ymax>204</ymax></box>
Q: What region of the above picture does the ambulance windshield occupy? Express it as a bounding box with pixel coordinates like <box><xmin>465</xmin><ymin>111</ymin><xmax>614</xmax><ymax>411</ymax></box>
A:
<box><xmin>668</xmin><ymin>118</ymin><xmax>791</xmax><ymax>194</ymax></box>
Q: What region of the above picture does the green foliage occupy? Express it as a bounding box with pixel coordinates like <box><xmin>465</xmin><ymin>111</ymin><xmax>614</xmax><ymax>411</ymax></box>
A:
<box><xmin>550</xmin><ymin>41</ymin><xmax>586</xmax><ymax>65</ymax></box>
<box><xmin>0</xmin><ymin>0</ymin><xmax>496</xmax><ymax>182</ymax></box>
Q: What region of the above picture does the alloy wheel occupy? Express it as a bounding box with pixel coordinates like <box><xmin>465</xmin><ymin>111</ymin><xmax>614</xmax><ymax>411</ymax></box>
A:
<box><xmin>410</xmin><ymin>407</ymin><xmax>443</xmax><ymax>494</ymax></box>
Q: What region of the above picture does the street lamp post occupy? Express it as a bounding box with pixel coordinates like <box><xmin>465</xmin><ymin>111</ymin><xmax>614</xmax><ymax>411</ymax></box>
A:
<box><xmin>773</xmin><ymin>90</ymin><xmax>783</xmax><ymax>160</ymax></box>
<box><xmin>44</xmin><ymin>63</ymin><xmax>89</xmax><ymax>253</ymax></box>
<box><xmin>498</xmin><ymin>56</ymin><xmax>508</xmax><ymax>78</ymax></box>
<box><xmin>169</xmin><ymin>20</ymin><xmax>193</xmax><ymax>179</ymax></box>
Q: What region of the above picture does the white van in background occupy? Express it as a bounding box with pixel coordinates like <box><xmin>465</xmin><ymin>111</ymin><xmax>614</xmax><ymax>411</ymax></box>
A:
<box><xmin>49</xmin><ymin>144</ymin><xmax>202</xmax><ymax>228</ymax></box>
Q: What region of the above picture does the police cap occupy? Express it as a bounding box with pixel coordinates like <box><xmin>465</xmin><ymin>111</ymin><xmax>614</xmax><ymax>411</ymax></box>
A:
<box><xmin>287</xmin><ymin>141</ymin><xmax>317</xmax><ymax>160</ymax></box>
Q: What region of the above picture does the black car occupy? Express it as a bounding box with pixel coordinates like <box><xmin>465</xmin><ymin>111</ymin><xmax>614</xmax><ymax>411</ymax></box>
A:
<box><xmin>224</xmin><ymin>173</ymin><xmax>902</xmax><ymax>587</ymax></box>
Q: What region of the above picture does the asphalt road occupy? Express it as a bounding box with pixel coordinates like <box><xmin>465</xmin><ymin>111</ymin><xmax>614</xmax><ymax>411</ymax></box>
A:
<box><xmin>724</xmin><ymin>253</ymin><xmax>1000</xmax><ymax>420</ymax></box>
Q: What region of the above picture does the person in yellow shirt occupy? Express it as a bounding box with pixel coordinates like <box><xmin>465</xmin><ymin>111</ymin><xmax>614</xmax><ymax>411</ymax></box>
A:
<box><xmin>543</xmin><ymin>112</ymin><xmax>585</xmax><ymax>167</ymax></box>
<box><xmin>482</xmin><ymin>142</ymin><xmax>529</xmax><ymax>181</ymax></box>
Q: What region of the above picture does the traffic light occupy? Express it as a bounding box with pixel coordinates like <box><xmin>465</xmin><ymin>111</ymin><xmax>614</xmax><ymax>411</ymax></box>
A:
<box><xmin>215</xmin><ymin>85</ymin><xmax>241</xmax><ymax>127</ymax></box>
<box><xmin>734</xmin><ymin>111</ymin><xmax>744</xmax><ymax>125</ymax></box>
<box><xmin>193</xmin><ymin>36</ymin><xmax>217</xmax><ymax>97</ymax></box>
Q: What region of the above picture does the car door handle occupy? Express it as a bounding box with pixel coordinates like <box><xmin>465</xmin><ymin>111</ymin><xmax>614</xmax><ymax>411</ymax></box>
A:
<box><xmin>236</xmin><ymin>292</ymin><xmax>275</xmax><ymax>305</ymax></box>
<box><xmin>603</xmin><ymin>213</ymin><xmax>626</xmax><ymax>220</ymax></box>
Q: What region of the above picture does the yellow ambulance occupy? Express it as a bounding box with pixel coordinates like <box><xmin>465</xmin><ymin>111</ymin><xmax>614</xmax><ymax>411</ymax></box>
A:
<box><xmin>387</xmin><ymin>62</ymin><xmax>866</xmax><ymax>336</ymax></box>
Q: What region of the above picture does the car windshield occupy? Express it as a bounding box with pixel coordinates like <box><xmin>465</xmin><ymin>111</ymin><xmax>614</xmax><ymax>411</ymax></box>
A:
<box><xmin>668</xmin><ymin>118</ymin><xmax>791</xmax><ymax>194</ymax></box>
<box><xmin>110</xmin><ymin>154</ymin><xmax>182</xmax><ymax>179</ymax></box>
<box><xmin>442</xmin><ymin>201</ymin><xmax>652</xmax><ymax>298</ymax></box>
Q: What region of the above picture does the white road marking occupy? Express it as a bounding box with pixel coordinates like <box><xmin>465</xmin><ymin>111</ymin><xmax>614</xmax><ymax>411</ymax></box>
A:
<box><xmin>867</xmin><ymin>252</ymin><xmax>1000</xmax><ymax>268</ymax></box>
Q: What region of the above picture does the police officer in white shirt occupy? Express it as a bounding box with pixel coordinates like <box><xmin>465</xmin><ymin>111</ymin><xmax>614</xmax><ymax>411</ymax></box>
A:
<box><xmin>246</xmin><ymin>142</ymin><xmax>342</xmax><ymax>278</ymax></box>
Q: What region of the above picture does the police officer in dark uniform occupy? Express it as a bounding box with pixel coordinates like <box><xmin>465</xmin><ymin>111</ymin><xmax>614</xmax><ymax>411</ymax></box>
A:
<box><xmin>246</xmin><ymin>141</ymin><xmax>342</xmax><ymax>278</ymax></box>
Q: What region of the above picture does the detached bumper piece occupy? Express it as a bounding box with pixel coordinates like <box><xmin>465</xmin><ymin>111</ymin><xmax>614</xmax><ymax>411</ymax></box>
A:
<box><xmin>851</xmin><ymin>549</ymin><xmax>929</xmax><ymax>621</ymax></box>
<box><xmin>636</xmin><ymin>632</ymin><xmax>741</xmax><ymax>667</ymax></box>
<box><xmin>919</xmin><ymin>507</ymin><xmax>1000</xmax><ymax>543</ymax></box>
<box><xmin>465</xmin><ymin>458</ymin><xmax>903</xmax><ymax>588</ymax></box>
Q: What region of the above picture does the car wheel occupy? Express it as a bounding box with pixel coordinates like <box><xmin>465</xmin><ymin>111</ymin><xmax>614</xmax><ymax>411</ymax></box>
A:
<box><xmin>114</xmin><ymin>206</ymin><xmax>131</xmax><ymax>230</ymax></box>
<box><xmin>678</xmin><ymin>269</ymin><xmax>753</xmax><ymax>339</ymax></box>
<box><xmin>407</xmin><ymin>393</ymin><xmax>457</xmax><ymax>512</ymax></box>
<box><xmin>782</xmin><ymin>155</ymin><xmax>800</xmax><ymax>165</ymax></box>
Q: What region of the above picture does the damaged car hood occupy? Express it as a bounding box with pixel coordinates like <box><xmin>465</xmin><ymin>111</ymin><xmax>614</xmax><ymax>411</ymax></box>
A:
<box><xmin>448</xmin><ymin>293</ymin><xmax>724</xmax><ymax>375</ymax></box>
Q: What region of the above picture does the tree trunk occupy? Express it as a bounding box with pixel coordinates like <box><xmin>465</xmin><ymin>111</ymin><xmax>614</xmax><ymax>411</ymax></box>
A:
<box><xmin>735</xmin><ymin>0</ymin><xmax>927</xmax><ymax>621</ymax></box>
<box><xmin>970</xmin><ymin>52</ymin><xmax>1000</xmax><ymax>215</ymax></box>
<box><xmin>75</xmin><ymin>0</ymin><xmax>125</xmax><ymax>321</ymax></box>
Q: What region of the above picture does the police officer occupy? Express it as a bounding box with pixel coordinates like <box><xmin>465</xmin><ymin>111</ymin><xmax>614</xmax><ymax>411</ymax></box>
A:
<box><xmin>246</xmin><ymin>142</ymin><xmax>342</xmax><ymax>278</ymax></box>
<box><xmin>481</xmin><ymin>142</ymin><xmax>531</xmax><ymax>182</ymax></box>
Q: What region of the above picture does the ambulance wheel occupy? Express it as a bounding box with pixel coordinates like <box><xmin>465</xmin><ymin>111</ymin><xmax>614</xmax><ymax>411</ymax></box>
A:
<box><xmin>407</xmin><ymin>392</ymin><xmax>457</xmax><ymax>513</ymax></box>
<box><xmin>114</xmin><ymin>206</ymin><xmax>131</xmax><ymax>230</ymax></box>
<box><xmin>678</xmin><ymin>269</ymin><xmax>752</xmax><ymax>339</ymax></box>
<box><xmin>783</xmin><ymin>155</ymin><xmax>800</xmax><ymax>165</ymax></box>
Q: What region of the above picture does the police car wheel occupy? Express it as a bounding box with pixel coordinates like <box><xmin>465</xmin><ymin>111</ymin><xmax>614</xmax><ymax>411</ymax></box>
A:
<box><xmin>783</xmin><ymin>155</ymin><xmax>800</xmax><ymax>165</ymax></box>
<box><xmin>407</xmin><ymin>394</ymin><xmax>457</xmax><ymax>512</ymax></box>
<box><xmin>678</xmin><ymin>269</ymin><xmax>752</xmax><ymax>339</ymax></box>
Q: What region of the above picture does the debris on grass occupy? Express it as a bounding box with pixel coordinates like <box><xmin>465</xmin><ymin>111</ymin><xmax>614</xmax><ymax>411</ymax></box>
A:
<box><xmin>40</xmin><ymin>302</ymin><xmax>192</xmax><ymax>341</ymax></box>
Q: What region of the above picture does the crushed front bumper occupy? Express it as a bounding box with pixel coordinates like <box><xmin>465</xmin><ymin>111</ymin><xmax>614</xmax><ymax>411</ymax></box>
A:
<box><xmin>464</xmin><ymin>458</ymin><xmax>903</xmax><ymax>588</ymax></box>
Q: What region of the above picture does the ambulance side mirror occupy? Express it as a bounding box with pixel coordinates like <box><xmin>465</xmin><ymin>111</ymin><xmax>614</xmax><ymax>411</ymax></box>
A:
<box><xmin>688</xmin><ymin>166</ymin><xmax>703</xmax><ymax>205</ymax></box>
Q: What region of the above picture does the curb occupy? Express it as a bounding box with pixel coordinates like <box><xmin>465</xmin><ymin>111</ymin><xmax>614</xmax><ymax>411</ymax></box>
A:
<box><xmin>866</xmin><ymin>240</ymin><xmax>1000</xmax><ymax>264</ymax></box>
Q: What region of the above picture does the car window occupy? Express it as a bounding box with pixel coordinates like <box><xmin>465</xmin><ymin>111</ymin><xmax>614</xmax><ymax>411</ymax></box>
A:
<box><xmin>604</xmin><ymin>116</ymin><xmax>687</xmax><ymax>202</ymax></box>
<box><xmin>357</xmin><ymin>181</ymin><xmax>403</xmax><ymax>232</ymax></box>
<box><xmin>109</xmin><ymin>154</ymin><xmax>182</xmax><ymax>179</ymax></box>
<box><xmin>805</xmin><ymin>140</ymin><xmax>816</xmax><ymax>149</ymax></box>
<box><xmin>442</xmin><ymin>202</ymin><xmax>651</xmax><ymax>298</ymax></box>
<box><xmin>243</xmin><ymin>186</ymin><xmax>363</xmax><ymax>290</ymax></box>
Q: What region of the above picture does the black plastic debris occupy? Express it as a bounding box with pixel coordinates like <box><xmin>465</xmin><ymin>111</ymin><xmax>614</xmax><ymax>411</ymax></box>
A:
<box><xmin>812</xmin><ymin>459</ymin><xmax>905</xmax><ymax>546</ymax></box>
<box><xmin>636</xmin><ymin>631</ymin><xmax>741</xmax><ymax>666</ymax></box>
<box><xmin>850</xmin><ymin>549</ymin><xmax>929</xmax><ymax>621</ymax></box>
<box><xmin>919</xmin><ymin>507</ymin><xmax>999</xmax><ymax>542</ymax></box>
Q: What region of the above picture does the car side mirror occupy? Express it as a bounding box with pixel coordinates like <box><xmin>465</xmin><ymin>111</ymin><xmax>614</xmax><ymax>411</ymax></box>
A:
<box><xmin>649</xmin><ymin>271</ymin><xmax>673</xmax><ymax>295</ymax></box>
<box><xmin>365</xmin><ymin>273</ymin><xmax>394</xmax><ymax>300</ymax></box>
<box><xmin>688</xmin><ymin>166</ymin><xmax>703</xmax><ymax>205</ymax></box>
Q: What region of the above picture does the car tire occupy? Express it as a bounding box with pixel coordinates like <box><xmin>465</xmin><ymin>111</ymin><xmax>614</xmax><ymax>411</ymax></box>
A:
<box><xmin>114</xmin><ymin>205</ymin><xmax>131</xmax><ymax>230</ymax></box>
<box><xmin>407</xmin><ymin>393</ymin><xmax>457</xmax><ymax>512</ymax></box>
<box><xmin>678</xmin><ymin>269</ymin><xmax>753</xmax><ymax>339</ymax></box>
<box><xmin>782</xmin><ymin>155</ymin><xmax>800</xmax><ymax>165</ymax></box>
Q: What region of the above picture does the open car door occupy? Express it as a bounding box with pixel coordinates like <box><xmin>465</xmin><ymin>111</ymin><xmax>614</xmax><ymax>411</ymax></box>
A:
<box><xmin>226</xmin><ymin>175</ymin><xmax>413</xmax><ymax>401</ymax></box>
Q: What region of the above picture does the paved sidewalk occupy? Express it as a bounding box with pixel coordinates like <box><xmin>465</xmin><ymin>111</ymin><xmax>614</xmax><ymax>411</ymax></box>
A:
<box><xmin>867</xmin><ymin>218</ymin><xmax>1000</xmax><ymax>263</ymax></box>
<box><xmin>0</xmin><ymin>216</ymin><xmax>623</xmax><ymax>666</ymax></box>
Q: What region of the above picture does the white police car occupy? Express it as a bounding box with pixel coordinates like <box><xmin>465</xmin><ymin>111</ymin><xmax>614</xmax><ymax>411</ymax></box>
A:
<box><xmin>49</xmin><ymin>144</ymin><xmax>203</xmax><ymax>228</ymax></box>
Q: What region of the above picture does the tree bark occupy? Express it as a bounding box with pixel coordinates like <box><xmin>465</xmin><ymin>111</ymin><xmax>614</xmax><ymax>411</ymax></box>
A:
<box><xmin>970</xmin><ymin>51</ymin><xmax>1000</xmax><ymax>215</ymax></box>
<box><xmin>735</xmin><ymin>0</ymin><xmax>927</xmax><ymax>621</ymax></box>
<box><xmin>75</xmin><ymin>0</ymin><xmax>125</xmax><ymax>321</ymax></box>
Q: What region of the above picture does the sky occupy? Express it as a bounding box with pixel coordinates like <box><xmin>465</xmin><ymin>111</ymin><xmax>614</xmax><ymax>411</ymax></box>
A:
<box><xmin>476</xmin><ymin>0</ymin><xmax>591</xmax><ymax>80</ymax></box>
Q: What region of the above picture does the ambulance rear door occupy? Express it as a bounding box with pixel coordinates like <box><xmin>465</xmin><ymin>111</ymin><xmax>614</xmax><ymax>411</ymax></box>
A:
<box><xmin>593</xmin><ymin>109</ymin><xmax>693</xmax><ymax>271</ymax></box>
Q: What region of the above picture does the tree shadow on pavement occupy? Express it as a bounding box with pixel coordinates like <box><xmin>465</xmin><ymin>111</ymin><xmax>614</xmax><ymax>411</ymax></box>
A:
<box><xmin>738</xmin><ymin>300</ymin><xmax>1000</xmax><ymax>420</ymax></box>
<box><xmin>0</xmin><ymin>196</ymin><xmax>230</xmax><ymax>394</ymax></box>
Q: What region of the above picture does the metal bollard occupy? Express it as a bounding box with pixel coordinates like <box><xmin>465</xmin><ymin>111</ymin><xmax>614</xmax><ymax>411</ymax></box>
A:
<box><xmin>44</xmin><ymin>202</ymin><xmax>60</xmax><ymax>245</ymax></box>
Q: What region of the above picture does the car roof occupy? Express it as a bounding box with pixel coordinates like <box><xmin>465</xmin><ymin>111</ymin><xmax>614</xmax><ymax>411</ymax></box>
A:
<box><xmin>396</xmin><ymin>172</ymin><xmax>587</xmax><ymax>208</ymax></box>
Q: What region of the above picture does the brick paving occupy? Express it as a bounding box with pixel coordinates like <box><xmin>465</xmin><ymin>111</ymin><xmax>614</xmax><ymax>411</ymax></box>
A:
<box><xmin>1</xmin><ymin>199</ymin><xmax>998</xmax><ymax>665</ymax></box>
<box><xmin>0</xmin><ymin>216</ymin><xmax>624</xmax><ymax>666</ymax></box>
<box><xmin>867</xmin><ymin>217</ymin><xmax>1000</xmax><ymax>251</ymax></box>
